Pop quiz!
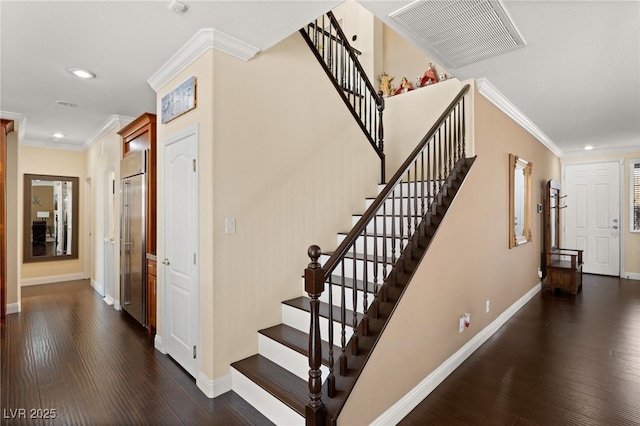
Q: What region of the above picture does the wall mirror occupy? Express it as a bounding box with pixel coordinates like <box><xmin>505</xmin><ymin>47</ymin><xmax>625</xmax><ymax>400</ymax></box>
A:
<box><xmin>509</xmin><ymin>154</ymin><xmax>532</xmax><ymax>248</ymax></box>
<box><xmin>23</xmin><ymin>174</ymin><xmax>79</xmax><ymax>263</ymax></box>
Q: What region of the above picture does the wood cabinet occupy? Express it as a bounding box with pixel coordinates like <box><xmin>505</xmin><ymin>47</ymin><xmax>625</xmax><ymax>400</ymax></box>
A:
<box><xmin>118</xmin><ymin>113</ymin><xmax>157</xmax><ymax>254</ymax></box>
<box><xmin>146</xmin><ymin>257</ymin><xmax>157</xmax><ymax>334</ymax></box>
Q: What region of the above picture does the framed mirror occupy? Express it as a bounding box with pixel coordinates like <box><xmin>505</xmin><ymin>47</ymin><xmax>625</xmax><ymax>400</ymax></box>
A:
<box><xmin>509</xmin><ymin>154</ymin><xmax>532</xmax><ymax>248</ymax></box>
<box><xmin>23</xmin><ymin>174</ymin><xmax>79</xmax><ymax>262</ymax></box>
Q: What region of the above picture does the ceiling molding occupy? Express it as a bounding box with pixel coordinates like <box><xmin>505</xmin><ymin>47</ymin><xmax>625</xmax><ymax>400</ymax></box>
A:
<box><xmin>0</xmin><ymin>110</ymin><xmax>27</xmax><ymax>140</ymax></box>
<box><xmin>19</xmin><ymin>139</ymin><xmax>86</xmax><ymax>152</ymax></box>
<box><xmin>82</xmin><ymin>114</ymin><xmax>135</xmax><ymax>152</ymax></box>
<box><xmin>476</xmin><ymin>78</ymin><xmax>563</xmax><ymax>158</ymax></box>
<box><xmin>147</xmin><ymin>28</ymin><xmax>260</xmax><ymax>92</ymax></box>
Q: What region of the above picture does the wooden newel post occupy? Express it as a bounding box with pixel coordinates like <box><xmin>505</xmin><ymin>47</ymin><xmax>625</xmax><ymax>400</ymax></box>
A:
<box><xmin>305</xmin><ymin>245</ymin><xmax>325</xmax><ymax>426</ymax></box>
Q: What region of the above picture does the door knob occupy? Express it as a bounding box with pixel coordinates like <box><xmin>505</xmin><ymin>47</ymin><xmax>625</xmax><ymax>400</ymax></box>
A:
<box><xmin>162</xmin><ymin>258</ymin><xmax>170</xmax><ymax>265</ymax></box>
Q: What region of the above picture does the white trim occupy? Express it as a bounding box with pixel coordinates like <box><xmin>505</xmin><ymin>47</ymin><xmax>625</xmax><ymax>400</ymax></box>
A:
<box><xmin>91</xmin><ymin>279</ymin><xmax>104</xmax><ymax>296</ymax></box>
<box><xmin>476</xmin><ymin>78</ymin><xmax>562</xmax><ymax>157</ymax></box>
<box><xmin>372</xmin><ymin>282</ymin><xmax>542</xmax><ymax>425</ymax></box>
<box><xmin>103</xmin><ymin>295</ymin><xmax>115</xmax><ymax>306</ymax></box>
<box><xmin>21</xmin><ymin>272</ymin><xmax>85</xmax><ymax>286</ymax></box>
<box><xmin>82</xmin><ymin>115</ymin><xmax>134</xmax><ymax>151</ymax></box>
<box><xmin>114</xmin><ymin>300</ymin><xmax>122</xmax><ymax>311</ymax></box>
<box><xmin>154</xmin><ymin>334</ymin><xmax>166</xmax><ymax>354</ymax></box>
<box><xmin>6</xmin><ymin>302</ymin><xmax>21</xmax><ymax>314</ymax></box>
<box><xmin>0</xmin><ymin>110</ymin><xmax>27</xmax><ymax>140</ymax></box>
<box><xmin>196</xmin><ymin>372</ymin><xmax>231</xmax><ymax>399</ymax></box>
<box><xmin>148</xmin><ymin>28</ymin><xmax>260</xmax><ymax>92</ymax></box>
<box><xmin>624</xmin><ymin>272</ymin><xmax>640</xmax><ymax>280</ymax></box>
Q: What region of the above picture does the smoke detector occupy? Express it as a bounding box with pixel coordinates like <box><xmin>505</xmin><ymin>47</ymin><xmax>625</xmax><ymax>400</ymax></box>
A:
<box><xmin>169</xmin><ymin>1</ymin><xmax>188</xmax><ymax>14</ymax></box>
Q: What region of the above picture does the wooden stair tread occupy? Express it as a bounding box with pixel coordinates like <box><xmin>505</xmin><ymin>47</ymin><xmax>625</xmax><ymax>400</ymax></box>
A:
<box><xmin>259</xmin><ymin>324</ymin><xmax>340</xmax><ymax>367</ymax></box>
<box><xmin>282</xmin><ymin>296</ymin><xmax>364</xmax><ymax>323</ymax></box>
<box><xmin>231</xmin><ymin>354</ymin><xmax>307</xmax><ymax>416</ymax></box>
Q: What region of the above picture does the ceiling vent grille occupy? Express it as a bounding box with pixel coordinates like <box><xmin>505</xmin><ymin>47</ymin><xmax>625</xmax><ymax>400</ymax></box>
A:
<box><xmin>390</xmin><ymin>0</ymin><xmax>525</xmax><ymax>68</ymax></box>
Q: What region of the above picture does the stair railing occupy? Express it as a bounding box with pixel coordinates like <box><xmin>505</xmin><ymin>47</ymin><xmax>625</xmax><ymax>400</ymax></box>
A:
<box><xmin>304</xmin><ymin>84</ymin><xmax>471</xmax><ymax>425</ymax></box>
<box><xmin>300</xmin><ymin>11</ymin><xmax>386</xmax><ymax>183</ymax></box>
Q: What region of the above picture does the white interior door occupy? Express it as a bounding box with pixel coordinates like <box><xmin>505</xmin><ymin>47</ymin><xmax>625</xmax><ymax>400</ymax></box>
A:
<box><xmin>163</xmin><ymin>128</ymin><xmax>199</xmax><ymax>377</ymax></box>
<box><xmin>564</xmin><ymin>161</ymin><xmax>620</xmax><ymax>275</ymax></box>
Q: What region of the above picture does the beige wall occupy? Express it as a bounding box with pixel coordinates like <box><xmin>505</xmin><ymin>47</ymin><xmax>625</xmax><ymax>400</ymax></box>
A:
<box><xmin>19</xmin><ymin>146</ymin><xmax>86</xmax><ymax>281</ymax></box>
<box><xmin>562</xmin><ymin>152</ymin><xmax>640</xmax><ymax>276</ymax></box>
<box><xmin>339</xmin><ymin>84</ymin><xmax>561</xmax><ymax>424</ymax></box>
<box><xmin>84</xmin><ymin>125</ymin><xmax>123</xmax><ymax>299</ymax></box>
<box><xmin>211</xmin><ymin>33</ymin><xmax>382</xmax><ymax>379</ymax></box>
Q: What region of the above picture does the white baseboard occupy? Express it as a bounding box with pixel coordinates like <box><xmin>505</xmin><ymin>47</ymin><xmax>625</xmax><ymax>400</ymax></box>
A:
<box><xmin>623</xmin><ymin>272</ymin><xmax>640</xmax><ymax>280</ymax></box>
<box><xmin>91</xmin><ymin>279</ymin><xmax>104</xmax><ymax>296</ymax></box>
<box><xmin>103</xmin><ymin>295</ymin><xmax>115</xmax><ymax>306</ymax></box>
<box><xmin>6</xmin><ymin>302</ymin><xmax>21</xmax><ymax>314</ymax></box>
<box><xmin>154</xmin><ymin>334</ymin><xmax>165</xmax><ymax>353</ymax></box>
<box><xmin>196</xmin><ymin>372</ymin><xmax>232</xmax><ymax>399</ymax></box>
<box><xmin>114</xmin><ymin>300</ymin><xmax>122</xmax><ymax>311</ymax></box>
<box><xmin>372</xmin><ymin>282</ymin><xmax>542</xmax><ymax>425</ymax></box>
<box><xmin>21</xmin><ymin>272</ymin><xmax>85</xmax><ymax>286</ymax></box>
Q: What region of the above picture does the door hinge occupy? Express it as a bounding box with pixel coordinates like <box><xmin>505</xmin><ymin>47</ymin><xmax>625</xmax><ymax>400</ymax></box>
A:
<box><xmin>193</xmin><ymin>345</ymin><xmax>197</xmax><ymax>359</ymax></box>
<box><xmin>193</xmin><ymin>159</ymin><xmax>196</xmax><ymax>172</ymax></box>
<box><xmin>193</xmin><ymin>253</ymin><xmax>196</xmax><ymax>265</ymax></box>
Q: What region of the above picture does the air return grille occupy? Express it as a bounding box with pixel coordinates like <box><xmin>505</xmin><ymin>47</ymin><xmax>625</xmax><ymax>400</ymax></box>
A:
<box><xmin>390</xmin><ymin>0</ymin><xmax>525</xmax><ymax>68</ymax></box>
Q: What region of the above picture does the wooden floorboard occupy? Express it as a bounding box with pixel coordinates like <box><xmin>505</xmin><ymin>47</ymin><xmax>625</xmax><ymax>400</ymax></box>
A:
<box><xmin>400</xmin><ymin>274</ymin><xmax>640</xmax><ymax>425</ymax></box>
<box><xmin>0</xmin><ymin>279</ymin><xmax>273</xmax><ymax>426</ymax></box>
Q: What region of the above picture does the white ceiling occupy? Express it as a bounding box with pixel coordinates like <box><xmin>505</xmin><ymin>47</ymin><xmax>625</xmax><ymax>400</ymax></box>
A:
<box><xmin>1</xmin><ymin>1</ymin><xmax>638</xmax><ymax>157</ymax></box>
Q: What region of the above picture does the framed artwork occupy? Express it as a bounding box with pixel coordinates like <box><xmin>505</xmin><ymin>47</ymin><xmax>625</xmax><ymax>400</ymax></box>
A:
<box><xmin>161</xmin><ymin>76</ymin><xmax>197</xmax><ymax>124</ymax></box>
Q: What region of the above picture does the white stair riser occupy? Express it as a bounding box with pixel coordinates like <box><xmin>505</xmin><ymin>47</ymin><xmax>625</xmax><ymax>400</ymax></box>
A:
<box><xmin>365</xmin><ymin>197</ymin><xmax>426</xmax><ymax>216</ymax></box>
<box><xmin>258</xmin><ymin>334</ymin><xmax>329</xmax><ymax>383</ymax></box>
<box><xmin>337</xmin><ymin>233</ymin><xmax>408</xmax><ymax>255</ymax></box>
<box><xmin>321</xmin><ymin>254</ymin><xmax>395</xmax><ymax>280</ymax></box>
<box><xmin>231</xmin><ymin>368</ymin><xmax>304</xmax><ymax>425</ymax></box>
<box><xmin>377</xmin><ymin>181</ymin><xmax>440</xmax><ymax>197</ymax></box>
<box><xmin>317</xmin><ymin>282</ymin><xmax>378</xmax><ymax>314</ymax></box>
<box><xmin>282</xmin><ymin>303</ymin><xmax>355</xmax><ymax>344</ymax></box>
<box><xmin>353</xmin><ymin>215</ymin><xmax>423</xmax><ymax>234</ymax></box>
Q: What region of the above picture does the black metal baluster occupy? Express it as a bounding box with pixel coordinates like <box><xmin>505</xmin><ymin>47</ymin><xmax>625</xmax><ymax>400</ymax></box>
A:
<box><xmin>340</xmin><ymin>260</ymin><xmax>347</xmax><ymax>376</ymax></box>
<box><xmin>327</xmin><ymin>274</ymin><xmax>335</xmax><ymax>397</ymax></box>
<box><xmin>362</xmin><ymin>230</ymin><xmax>369</xmax><ymax>336</ymax></box>
<box><xmin>372</xmin><ymin>204</ymin><xmax>379</xmax><ymax>319</ymax></box>
<box><xmin>351</xmin><ymin>244</ymin><xmax>359</xmax><ymax>355</ymax></box>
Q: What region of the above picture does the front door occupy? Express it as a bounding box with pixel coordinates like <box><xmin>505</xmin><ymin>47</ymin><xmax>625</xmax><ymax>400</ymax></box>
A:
<box><xmin>163</xmin><ymin>127</ymin><xmax>199</xmax><ymax>377</ymax></box>
<box><xmin>564</xmin><ymin>161</ymin><xmax>620</xmax><ymax>276</ymax></box>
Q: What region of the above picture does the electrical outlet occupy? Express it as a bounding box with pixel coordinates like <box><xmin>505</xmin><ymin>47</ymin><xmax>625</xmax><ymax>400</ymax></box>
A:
<box><xmin>485</xmin><ymin>300</ymin><xmax>490</xmax><ymax>313</ymax></box>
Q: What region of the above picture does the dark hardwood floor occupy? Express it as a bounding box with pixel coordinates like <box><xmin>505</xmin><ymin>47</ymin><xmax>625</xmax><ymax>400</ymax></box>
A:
<box><xmin>2</xmin><ymin>275</ymin><xmax>638</xmax><ymax>425</ymax></box>
<box><xmin>0</xmin><ymin>279</ymin><xmax>273</xmax><ymax>425</ymax></box>
<box><xmin>400</xmin><ymin>274</ymin><xmax>640</xmax><ymax>426</ymax></box>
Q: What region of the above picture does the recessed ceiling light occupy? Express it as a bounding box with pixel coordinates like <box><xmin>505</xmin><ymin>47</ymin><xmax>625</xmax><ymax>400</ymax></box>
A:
<box><xmin>584</xmin><ymin>145</ymin><xmax>594</xmax><ymax>150</ymax></box>
<box><xmin>56</xmin><ymin>100</ymin><xmax>78</xmax><ymax>108</ymax></box>
<box><xmin>67</xmin><ymin>67</ymin><xmax>96</xmax><ymax>79</ymax></box>
<box><xmin>52</xmin><ymin>132</ymin><xmax>65</xmax><ymax>139</ymax></box>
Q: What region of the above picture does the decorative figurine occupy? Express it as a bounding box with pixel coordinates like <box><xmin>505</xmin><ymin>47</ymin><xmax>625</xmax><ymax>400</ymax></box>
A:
<box><xmin>394</xmin><ymin>77</ymin><xmax>414</xmax><ymax>95</ymax></box>
<box><xmin>419</xmin><ymin>63</ymin><xmax>439</xmax><ymax>87</ymax></box>
<box><xmin>378</xmin><ymin>72</ymin><xmax>395</xmax><ymax>97</ymax></box>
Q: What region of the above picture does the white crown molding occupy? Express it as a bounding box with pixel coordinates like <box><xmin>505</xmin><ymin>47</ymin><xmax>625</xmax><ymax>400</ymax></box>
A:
<box><xmin>476</xmin><ymin>78</ymin><xmax>563</xmax><ymax>158</ymax></box>
<box><xmin>82</xmin><ymin>114</ymin><xmax>134</xmax><ymax>151</ymax></box>
<box><xmin>148</xmin><ymin>28</ymin><xmax>260</xmax><ymax>92</ymax></box>
<box><xmin>0</xmin><ymin>110</ymin><xmax>27</xmax><ymax>140</ymax></box>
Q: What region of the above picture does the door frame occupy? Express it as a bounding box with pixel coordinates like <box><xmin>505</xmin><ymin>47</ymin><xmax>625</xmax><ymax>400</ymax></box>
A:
<box><xmin>158</xmin><ymin>124</ymin><xmax>200</xmax><ymax>376</ymax></box>
<box><xmin>561</xmin><ymin>159</ymin><xmax>624</xmax><ymax>277</ymax></box>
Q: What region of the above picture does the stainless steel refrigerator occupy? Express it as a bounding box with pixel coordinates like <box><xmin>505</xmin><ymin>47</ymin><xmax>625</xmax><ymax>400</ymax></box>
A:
<box><xmin>120</xmin><ymin>150</ymin><xmax>147</xmax><ymax>326</ymax></box>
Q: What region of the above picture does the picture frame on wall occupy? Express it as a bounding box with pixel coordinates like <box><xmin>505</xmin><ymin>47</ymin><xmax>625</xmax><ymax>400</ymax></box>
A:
<box><xmin>161</xmin><ymin>76</ymin><xmax>197</xmax><ymax>124</ymax></box>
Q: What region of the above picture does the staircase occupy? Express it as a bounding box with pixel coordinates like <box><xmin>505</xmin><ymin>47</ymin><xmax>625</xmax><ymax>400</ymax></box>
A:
<box><xmin>230</xmin><ymin>11</ymin><xmax>474</xmax><ymax>426</ymax></box>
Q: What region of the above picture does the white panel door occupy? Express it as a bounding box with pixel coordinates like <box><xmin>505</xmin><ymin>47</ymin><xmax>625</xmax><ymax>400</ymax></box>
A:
<box><xmin>564</xmin><ymin>162</ymin><xmax>620</xmax><ymax>275</ymax></box>
<box><xmin>163</xmin><ymin>129</ymin><xmax>199</xmax><ymax>377</ymax></box>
